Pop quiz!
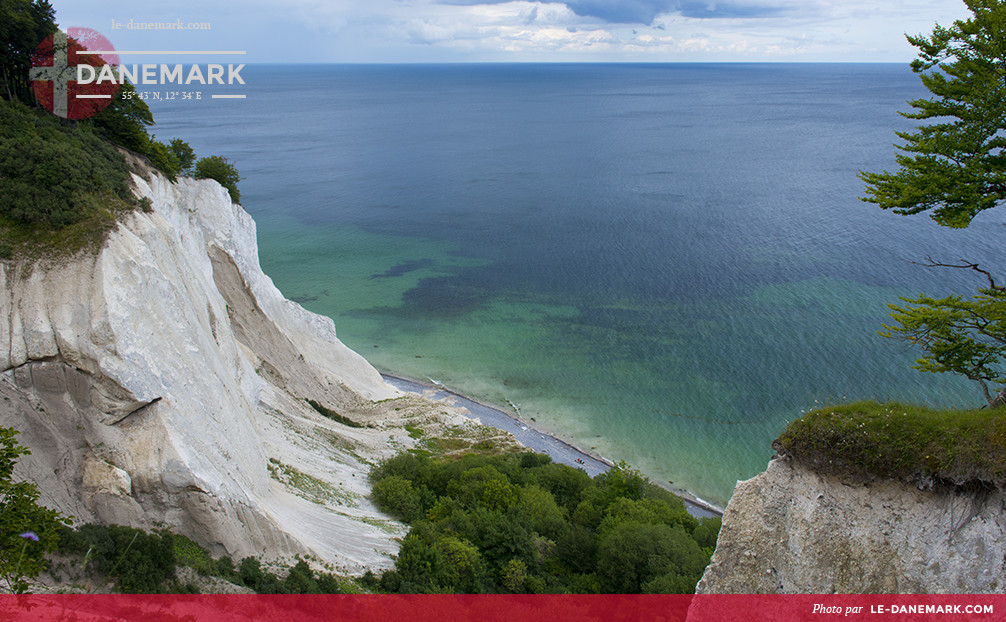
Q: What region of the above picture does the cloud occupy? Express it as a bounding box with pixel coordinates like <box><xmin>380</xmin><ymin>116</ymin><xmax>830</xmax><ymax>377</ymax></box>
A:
<box><xmin>677</xmin><ymin>2</ymin><xmax>786</xmax><ymax>19</ymax></box>
<box><xmin>565</xmin><ymin>0</ymin><xmax>675</xmax><ymax>24</ymax></box>
<box><xmin>393</xmin><ymin>1</ymin><xmax>619</xmax><ymax>53</ymax></box>
<box><xmin>147</xmin><ymin>0</ymin><xmax>970</xmax><ymax>62</ymax></box>
<box><xmin>437</xmin><ymin>0</ymin><xmax>790</xmax><ymax>25</ymax></box>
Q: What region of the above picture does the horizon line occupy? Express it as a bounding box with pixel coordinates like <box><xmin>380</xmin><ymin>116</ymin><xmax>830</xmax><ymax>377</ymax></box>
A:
<box><xmin>79</xmin><ymin>51</ymin><xmax>247</xmax><ymax>55</ymax></box>
<box><xmin>91</xmin><ymin>59</ymin><xmax>909</xmax><ymax>65</ymax></box>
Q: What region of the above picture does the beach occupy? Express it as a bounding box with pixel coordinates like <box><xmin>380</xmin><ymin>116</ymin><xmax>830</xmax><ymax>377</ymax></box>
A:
<box><xmin>381</xmin><ymin>373</ymin><xmax>723</xmax><ymax>519</ymax></box>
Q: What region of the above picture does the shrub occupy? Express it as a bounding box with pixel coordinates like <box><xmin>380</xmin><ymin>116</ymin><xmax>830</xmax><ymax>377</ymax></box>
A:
<box><xmin>0</xmin><ymin>99</ymin><xmax>136</xmax><ymax>249</ymax></box>
<box><xmin>74</xmin><ymin>524</ymin><xmax>176</xmax><ymax>593</ymax></box>
<box><xmin>371</xmin><ymin>475</ymin><xmax>423</xmax><ymax>522</ymax></box>
<box><xmin>307</xmin><ymin>399</ymin><xmax>365</xmax><ymax>428</ymax></box>
<box><xmin>195</xmin><ymin>155</ymin><xmax>241</xmax><ymax>203</ymax></box>
<box><xmin>0</xmin><ymin>427</ymin><xmax>71</xmax><ymax>593</ymax></box>
<box><xmin>173</xmin><ymin>533</ymin><xmax>215</xmax><ymax>575</ymax></box>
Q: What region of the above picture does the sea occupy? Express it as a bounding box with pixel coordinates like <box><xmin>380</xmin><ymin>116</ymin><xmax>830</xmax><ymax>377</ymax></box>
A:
<box><xmin>145</xmin><ymin>64</ymin><xmax>1002</xmax><ymax>508</ymax></box>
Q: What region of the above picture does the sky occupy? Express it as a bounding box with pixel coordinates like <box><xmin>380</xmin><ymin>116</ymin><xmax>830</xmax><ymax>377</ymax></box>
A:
<box><xmin>55</xmin><ymin>0</ymin><xmax>972</xmax><ymax>64</ymax></box>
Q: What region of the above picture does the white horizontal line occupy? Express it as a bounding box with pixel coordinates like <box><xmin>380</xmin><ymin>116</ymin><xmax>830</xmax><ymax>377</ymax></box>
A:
<box><xmin>75</xmin><ymin>94</ymin><xmax>111</xmax><ymax>99</ymax></box>
<box><xmin>211</xmin><ymin>94</ymin><xmax>246</xmax><ymax>99</ymax></box>
<box><xmin>78</xmin><ymin>50</ymin><xmax>246</xmax><ymax>55</ymax></box>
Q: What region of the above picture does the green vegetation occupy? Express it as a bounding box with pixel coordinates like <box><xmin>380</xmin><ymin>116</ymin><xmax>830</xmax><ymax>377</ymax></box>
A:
<box><xmin>0</xmin><ymin>0</ymin><xmax>56</xmax><ymax>105</ymax></box>
<box><xmin>195</xmin><ymin>155</ymin><xmax>242</xmax><ymax>204</ymax></box>
<box><xmin>859</xmin><ymin>0</ymin><xmax>1006</xmax><ymax>229</ymax></box>
<box><xmin>306</xmin><ymin>399</ymin><xmax>366</xmax><ymax>428</ymax></box>
<box><xmin>1</xmin><ymin>0</ymin><xmax>242</xmax><ymax>260</ymax></box>
<box><xmin>54</xmin><ymin>522</ymin><xmax>350</xmax><ymax>594</ymax></box>
<box><xmin>59</xmin><ymin>524</ymin><xmax>177</xmax><ymax>593</ymax></box>
<box><xmin>860</xmin><ymin>0</ymin><xmax>1006</xmax><ymax>407</ymax></box>
<box><xmin>882</xmin><ymin>286</ymin><xmax>1006</xmax><ymax>407</ymax></box>
<box><xmin>0</xmin><ymin>99</ymin><xmax>139</xmax><ymax>257</ymax></box>
<box><xmin>268</xmin><ymin>457</ymin><xmax>359</xmax><ymax>506</ymax></box>
<box><xmin>169</xmin><ymin>138</ymin><xmax>196</xmax><ymax>175</ymax></box>
<box><xmin>366</xmin><ymin>451</ymin><xmax>720</xmax><ymax>594</ymax></box>
<box><xmin>85</xmin><ymin>82</ymin><xmax>183</xmax><ymax>181</ymax></box>
<box><xmin>0</xmin><ymin>427</ymin><xmax>71</xmax><ymax>593</ymax></box>
<box><xmin>775</xmin><ymin>401</ymin><xmax>1006</xmax><ymax>488</ymax></box>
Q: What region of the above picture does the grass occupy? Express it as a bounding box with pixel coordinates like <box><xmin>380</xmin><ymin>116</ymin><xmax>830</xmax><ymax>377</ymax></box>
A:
<box><xmin>173</xmin><ymin>533</ymin><xmax>217</xmax><ymax>575</ymax></box>
<box><xmin>268</xmin><ymin>458</ymin><xmax>359</xmax><ymax>507</ymax></box>
<box><xmin>774</xmin><ymin>401</ymin><xmax>1006</xmax><ymax>489</ymax></box>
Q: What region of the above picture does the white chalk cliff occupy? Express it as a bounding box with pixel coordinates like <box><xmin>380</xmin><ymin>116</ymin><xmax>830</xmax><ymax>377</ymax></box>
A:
<box><xmin>0</xmin><ymin>166</ymin><xmax>463</xmax><ymax>573</ymax></box>
<box><xmin>696</xmin><ymin>458</ymin><xmax>1006</xmax><ymax>593</ymax></box>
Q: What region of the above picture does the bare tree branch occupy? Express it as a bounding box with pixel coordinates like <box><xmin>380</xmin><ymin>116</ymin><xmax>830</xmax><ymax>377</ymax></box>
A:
<box><xmin>910</xmin><ymin>256</ymin><xmax>1003</xmax><ymax>290</ymax></box>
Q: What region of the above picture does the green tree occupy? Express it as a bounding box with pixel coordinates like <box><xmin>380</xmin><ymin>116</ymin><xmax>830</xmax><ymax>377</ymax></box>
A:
<box><xmin>499</xmin><ymin>557</ymin><xmax>528</xmax><ymax>593</ymax></box>
<box><xmin>145</xmin><ymin>137</ymin><xmax>180</xmax><ymax>182</ymax></box>
<box><xmin>511</xmin><ymin>485</ymin><xmax>567</xmax><ymax>540</ymax></box>
<box><xmin>882</xmin><ymin>282</ymin><xmax>1006</xmax><ymax>407</ymax></box>
<box><xmin>692</xmin><ymin>516</ymin><xmax>722</xmax><ymax>553</ymax></box>
<box><xmin>596</xmin><ymin>522</ymin><xmax>707</xmax><ymax>593</ymax></box>
<box><xmin>195</xmin><ymin>155</ymin><xmax>241</xmax><ymax>203</ymax></box>
<box><xmin>393</xmin><ymin>525</ymin><xmax>487</xmax><ymax>593</ymax></box>
<box><xmin>284</xmin><ymin>558</ymin><xmax>319</xmax><ymax>594</ymax></box>
<box><xmin>0</xmin><ymin>427</ymin><xmax>70</xmax><ymax>593</ymax></box>
<box><xmin>861</xmin><ymin>0</ymin><xmax>1006</xmax><ymax>406</ymax></box>
<box><xmin>89</xmin><ymin>81</ymin><xmax>154</xmax><ymax>154</ymax></box>
<box><xmin>168</xmin><ymin>138</ymin><xmax>196</xmax><ymax>175</ymax></box>
<box><xmin>598</xmin><ymin>497</ymin><xmax>696</xmax><ymax>536</ymax></box>
<box><xmin>860</xmin><ymin>0</ymin><xmax>1006</xmax><ymax>228</ymax></box>
<box><xmin>0</xmin><ymin>0</ymin><xmax>56</xmax><ymax>104</ymax></box>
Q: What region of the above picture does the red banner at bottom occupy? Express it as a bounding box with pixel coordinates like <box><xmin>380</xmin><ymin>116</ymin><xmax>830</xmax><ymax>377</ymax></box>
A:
<box><xmin>0</xmin><ymin>594</ymin><xmax>1002</xmax><ymax>622</ymax></box>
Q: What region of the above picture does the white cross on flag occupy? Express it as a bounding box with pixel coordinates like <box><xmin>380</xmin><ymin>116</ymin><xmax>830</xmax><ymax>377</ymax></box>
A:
<box><xmin>30</xmin><ymin>28</ymin><xmax>120</xmax><ymax>120</ymax></box>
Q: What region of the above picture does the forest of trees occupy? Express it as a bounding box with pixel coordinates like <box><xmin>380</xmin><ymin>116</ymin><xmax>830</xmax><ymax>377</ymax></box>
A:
<box><xmin>367</xmin><ymin>451</ymin><xmax>720</xmax><ymax>594</ymax></box>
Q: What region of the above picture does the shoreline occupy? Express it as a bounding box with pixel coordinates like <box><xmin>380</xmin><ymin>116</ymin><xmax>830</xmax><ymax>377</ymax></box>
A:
<box><xmin>380</xmin><ymin>372</ymin><xmax>724</xmax><ymax>519</ymax></box>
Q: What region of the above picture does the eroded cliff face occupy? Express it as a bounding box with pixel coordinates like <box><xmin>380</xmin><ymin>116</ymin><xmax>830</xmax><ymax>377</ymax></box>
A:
<box><xmin>696</xmin><ymin>458</ymin><xmax>1006</xmax><ymax>594</ymax></box>
<box><xmin>0</xmin><ymin>168</ymin><xmax>472</xmax><ymax>573</ymax></box>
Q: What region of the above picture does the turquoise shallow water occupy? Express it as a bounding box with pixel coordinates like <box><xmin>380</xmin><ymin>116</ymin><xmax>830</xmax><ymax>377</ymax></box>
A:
<box><xmin>148</xmin><ymin>64</ymin><xmax>1002</xmax><ymax>506</ymax></box>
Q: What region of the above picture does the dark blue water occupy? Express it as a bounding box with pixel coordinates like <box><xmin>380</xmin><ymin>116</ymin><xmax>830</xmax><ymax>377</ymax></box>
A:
<box><xmin>147</xmin><ymin>64</ymin><xmax>1002</xmax><ymax>506</ymax></box>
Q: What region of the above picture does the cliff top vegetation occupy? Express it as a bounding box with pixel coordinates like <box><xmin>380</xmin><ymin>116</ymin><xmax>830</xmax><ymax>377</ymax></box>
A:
<box><xmin>0</xmin><ymin>99</ymin><xmax>141</xmax><ymax>259</ymax></box>
<box><xmin>775</xmin><ymin>401</ymin><xmax>1006</xmax><ymax>490</ymax></box>
<box><xmin>0</xmin><ymin>0</ymin><xmax>242</xmax><ymax>259</ymax></box>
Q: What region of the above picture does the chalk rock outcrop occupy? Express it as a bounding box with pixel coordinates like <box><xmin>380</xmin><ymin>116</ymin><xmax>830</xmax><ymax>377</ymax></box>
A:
<box><xmin>696</xmin><ymin>458</ymin><xmax>1006</xmax><ymax>593</ymax></box>
<box><xmin>1</xmin><ymin>167</ymin><xmax>421</xmax><ymax>572</ymax></box>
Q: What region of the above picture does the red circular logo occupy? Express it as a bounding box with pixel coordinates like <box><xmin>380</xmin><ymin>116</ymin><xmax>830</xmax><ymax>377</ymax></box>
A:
<box><xmin>30</xmin><ymin>28</ymin><xmax>121</xmax><ymax>120</ymax></box>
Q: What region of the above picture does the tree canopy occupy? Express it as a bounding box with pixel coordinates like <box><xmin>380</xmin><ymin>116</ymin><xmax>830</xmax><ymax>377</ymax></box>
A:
<box><xmin>860</xmin><ymin>0</ymin><xmax>1006</xmax><ymax>228</ymax></box>
<box><xmin>367</xmin><ymin>451</ymin><xmax>720</xmax><ymax>594</ymax></box>
<box><xmin>863</xmin><ymin>0</ymin><xmax>1006</xmax><ymax>407</ymax></box>
<box><xmin>0</xmin><ymin>0</ymin><xmax>56</xmax><ymax>105</ymax></box>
